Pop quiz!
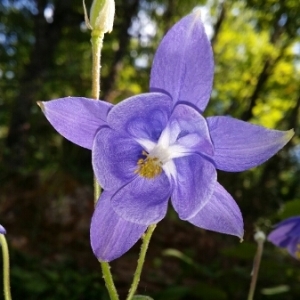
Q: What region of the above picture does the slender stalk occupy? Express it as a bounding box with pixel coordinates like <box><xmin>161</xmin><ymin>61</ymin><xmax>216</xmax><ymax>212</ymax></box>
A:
<box><xmin>90</xmin><ymin>28</ymin><xmax>119</xmax><ymax>300</ymax></box>
<box><xmin>247</xmin><ymin>232</ymin><xmax>265</xmax><ymax>300</ymax></box>
<box><xmin>100</xmin><ymin>262</ymin><xmax>119</xmax><ymax>300</ymax></box>
<box><xmin>0</xmin><ymin>235</ymin><xmax>12</xmax><ymax>300</ymax></box>
<box><xmin>91</xmin><ymin>30</ymin><xmax>104</xmax><ymax>205</ymax></box>
<box><xmin>91</xmin><ymin>30</ymin><xmax>104</xmax><ymax>100</ymax></box>
<box><xmin>126</xmin><ymin>224</ymin><xmax>157</xmax><ymax>300</ymax></box>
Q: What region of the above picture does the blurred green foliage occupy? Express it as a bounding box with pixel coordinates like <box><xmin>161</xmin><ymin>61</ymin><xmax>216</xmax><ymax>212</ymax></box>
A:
<box><xmin>6</xmin><ymin>250</ymin><xmax>109</xmax><ymax>299</ymax></box>
<box><xmin>1</xmin><ymin>0</ymin><xmax>300</xmax><ymax>299</ymax></box>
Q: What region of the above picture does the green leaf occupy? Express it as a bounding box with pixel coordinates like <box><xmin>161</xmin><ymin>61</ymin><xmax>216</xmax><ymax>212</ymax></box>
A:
<box><xmin>132</xmin><ymin>296</ymin><xmax>154</xmax><ymax>300</ymax></box>
<box><xmin>162</xmin><ymin>248</ymin><xmax>215</xmax><ymax>277</ymax></box>
<box><xmin>191</xmin><ymin>282</ymin><xmax>228</xmax><ymax>300</ymax></box>
<box><xmin>162</xmin><ymin>248</ymin><xmax>194</xmax><ymax>265</ymax></box>
<box><xmin>279</xmin><ymin>200</ymin><xmax>300</xmax><ymax>219</ymax></box>
<box><xmin>220</xmin><ymin>242</ymin><xmax>256</xmax><ymax>260</ymax></box>
<box><xmin>155</xmin><ymin>286</ymin><xmax>190</xmax><ymax>300</ymax></box>
<box><xmin>261</xmin><ymin>285</ymin><xmax>290</xmax><ymax>295</ymax></box>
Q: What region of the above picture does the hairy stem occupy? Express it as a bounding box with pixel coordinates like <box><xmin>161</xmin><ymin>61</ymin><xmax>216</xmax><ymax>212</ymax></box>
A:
<box><xmin>91</xmin><ymin>30</ymin><xmax>104</xmax><ymax>100</ymax></box>
<box><xmin>100</xmin><ymin>261</ymin><xmax>119</xmax><ymax>300</ymax></box>
<box><xmin>91</xmin><ymin>29</ymin><xmax>103</xmax><ymax>205</ymax></box>
<box><xmin>91</xmin><ymin>29</ymin><xmax>119</xmax><ymax>300</ymax></box>
<box><xmin>126</xmin><ymin>224</ymin><xmax>157</xmax><ymax>300</ymax></box>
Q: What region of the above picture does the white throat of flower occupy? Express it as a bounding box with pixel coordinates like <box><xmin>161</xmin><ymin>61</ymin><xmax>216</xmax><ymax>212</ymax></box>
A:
<box><xmin>135</xmin><ymin>125</ymin><xmax>189</xmax><ymax>179</ymax></box>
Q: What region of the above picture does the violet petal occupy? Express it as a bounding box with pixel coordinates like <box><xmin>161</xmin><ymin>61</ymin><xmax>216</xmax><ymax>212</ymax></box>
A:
<box><xmin>268</xmin><ymin>217</ymin><xmax>300</xmax><ymax>246</ymax></box>
<box><xmin>92</xmin><ymin>127</ymin><xmax>142</xmax><ymax>191</ymax></box>
<box><xmin>0</xmin><ymin>224</ymin><xmax>6</xmax><ymax>235</ymax></box>
<box><xmin>111</xmin><ymin>173</ymin><xmax>171</xmax><ymax>225</ymax></box>
<box><xmin>286</xmin><ymin>238</ymin><xmax>300</xmax><ymax>258</ymax></box>
<box><xmin>90</xmin><ymin>191</ymin><xmax>147</xmax><ymax>261</ymax></box>
<box><xmin>150</xmin><ymin>11</ymin><xmax>214</xmax><ymax>111</ymax></box>
<box><xmin>39</xmin><ymin>97</ymin><xmax>112</xmax><ymax>149</ymax></box>
<box><xmin>188</xmin><ymin>182</ymin><xmax>244</xmax><ymax>238</ymax></box>
<box><xmin>171</xmin><ymin>154</ymin><xmax>216</xmax><ymax>220</ymax></box>
<box><xmin>166</xmin><ymin>104</ymin><xmax>213</xmax><ymax>156</ymax></box>
<box><xmin>107</xmin><ymin>92</ymin><xmax>172</xmax><ymax>141</ymax></box>
<box><xmin>207</xmin><ymin>116</ymin><xmax>294</xmax><ymax>172</ymax></box>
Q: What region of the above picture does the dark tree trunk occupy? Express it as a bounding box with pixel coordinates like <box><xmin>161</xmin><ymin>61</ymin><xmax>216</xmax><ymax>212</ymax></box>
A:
<box><xmin>211</xmin><ymin>1</ymin><xmax>226</xmax><ymax>48</ymax></box>
<box><xmin>5</xmin><ymin>0</ymin><xmax>78</xmax><ymax>172</ymax></box>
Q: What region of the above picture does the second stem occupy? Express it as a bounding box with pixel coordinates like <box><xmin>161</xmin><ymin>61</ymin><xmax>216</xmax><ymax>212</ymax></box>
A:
<box><xmin>126</xmin><ymin>224</ymin><xmax>157</xmax><ymax>300</ymax></box>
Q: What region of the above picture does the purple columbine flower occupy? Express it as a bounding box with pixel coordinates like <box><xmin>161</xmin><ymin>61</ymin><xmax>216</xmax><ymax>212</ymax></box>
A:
<box><xmin>39</xmin><ymin>11</ymin><xmax>294</xmax><ymax>261</ymax></box>
<box><xmin>0</xmin><ymin>224</ymin><xmax>6</xmax><ymax>235</ymax></box>
<box><xmin>268</xmin><ymin>216</ymin><xmax>300</xmax><ymax>259</ymax></box>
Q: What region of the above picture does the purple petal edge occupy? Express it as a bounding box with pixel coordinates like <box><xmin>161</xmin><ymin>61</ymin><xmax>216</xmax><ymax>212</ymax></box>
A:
<box><xmin>0</xmin><ymin>224</ymin><xmax>6</xmax><ymax>235</ymax></box>
<box><xmin>267</xmin><ymin>216</ymin><xmax>300</xmax><ymax>246</ymax></box>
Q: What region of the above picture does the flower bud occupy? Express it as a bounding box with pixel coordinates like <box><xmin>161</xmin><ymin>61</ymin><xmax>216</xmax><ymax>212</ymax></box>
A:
<box><xmin>90</xmin><ymin>0</ymin><xmax>115</xmax><ymax>33</ymax></box>
<box><xmin>254</xmin><ymin>230</ymin><xmax>266</xmax><ymax>243</ymax></box>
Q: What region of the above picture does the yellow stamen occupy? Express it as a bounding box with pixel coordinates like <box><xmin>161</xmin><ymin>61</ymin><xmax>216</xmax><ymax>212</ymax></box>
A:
<box><xmin>134</xmin><ymin>151</ymin><xmax>163</xmax><ymax>179</ymax></box>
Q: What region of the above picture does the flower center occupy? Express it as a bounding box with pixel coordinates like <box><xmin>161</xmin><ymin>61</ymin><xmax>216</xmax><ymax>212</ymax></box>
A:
<box><xmin>134</xmin><ymin>150</ymin><xmax>163</xmax><ymax>179</ymax></box>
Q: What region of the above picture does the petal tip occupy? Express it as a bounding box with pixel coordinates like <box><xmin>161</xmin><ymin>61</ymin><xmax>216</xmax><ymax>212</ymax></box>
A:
<box><xmin>235</xmin><ymin>228</ymin><xmax>244</xmax><ymax>241</ymax></box>
<box><xmin>285</xmin><ymin>128</ymin><xmax>295</xmax><ymax>142</ymax></box>
<box><xmin>191</xmin><ymin>7</ymin><xmax>202</xmax><ymax>18</ymax></box>
<box><xmin>239</xmin><ymin>231</ymin><xmax>245</xmax><ymax>242</ymax></box>
<box><xmin>37</xmin><ymin>101</ymin><xmax>44</xmax><ymax>112</ymax></box>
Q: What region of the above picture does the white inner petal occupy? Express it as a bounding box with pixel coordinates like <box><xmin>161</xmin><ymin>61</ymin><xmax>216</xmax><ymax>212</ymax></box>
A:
<box><xmin>168</xmin><ymin>144</ymin><xmax>190</xmax><ymax>159</ymax></box>
<box><xmin>162</xmin><ymin>160</ymin><xmax>177</xmax><ymax>180</ymax></box>
<box><xmin>149</xmin><ymin>144</ymin><xmax>171</xmax><ymax>164</ymax></box>
<box><xmin>137</xmin><ymin>124</ymin><xmax>192</xmax><ymax>165</ymax></box>
<box><xmin>136</xmin><ymin>138</ymin><xmax>156</xmax><ymax>152</ymax></box>
<box><xmin>157</xmin><ymin>124</ymin><xmax>171</xmax><ymax>148</ymax></box>
<box><xmin>135</xmin><ymin>122</ymin><xmax>196</xmax><ymax>180</ymax></box>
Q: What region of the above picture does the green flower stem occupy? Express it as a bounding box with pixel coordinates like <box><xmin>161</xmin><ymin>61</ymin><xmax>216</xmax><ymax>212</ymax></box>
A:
<box><xmin>247</xmin><ymin>236</ymin><xmax>265</xmax><ymax>300</ymax></box>
<box><xmin>100</xmin><ymin>261</ymin><xmax>119</xmax><ymax>300</ymax></box>
<box><xmin>0</xmin><ymin>234</ymin><xmax>12</xmax><ymax>300</ymax></box>
<box><xmin>91</xmin><ymin>30</ymin><xmax>104</xmax><ymax>100</ymax></box>
<box><xmin>90</xmin><ymin>29</ymin><xmax>119</xmax><ymax>300</ymax></box>
<box><xmin>126</xmin><ymin>224</ymin><xmax>157</xmax><ymax>300</ymax></box>
<box><xmin>91</xmin><ymin>29</ymin><xmax>104</xmax><ymax>206</ymax></box>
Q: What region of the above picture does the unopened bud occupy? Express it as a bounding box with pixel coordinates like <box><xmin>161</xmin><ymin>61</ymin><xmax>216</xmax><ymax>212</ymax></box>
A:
<box><xmin>90</xmin><ymin>0</ymin><xmax>115</xmax><ymax>33</ymax></box>
<box><xmin>254</xmin><ymin>231</ymin><xmax>266</xmax><ymax>243</ymax></box>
